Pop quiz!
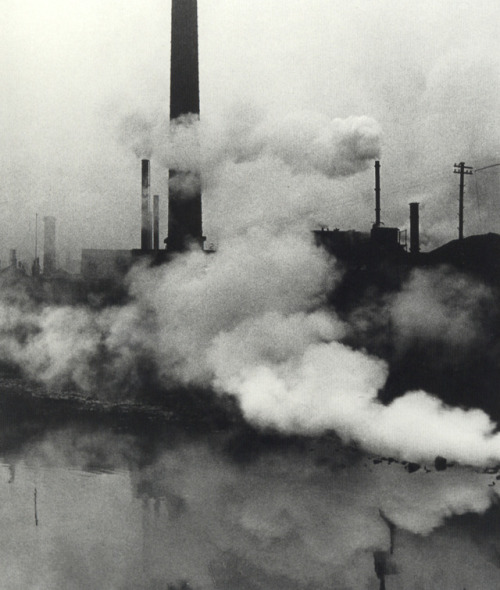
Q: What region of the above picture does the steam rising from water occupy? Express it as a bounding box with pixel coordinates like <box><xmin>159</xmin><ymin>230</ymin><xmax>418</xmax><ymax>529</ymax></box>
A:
<box><xmin>0</xmin><ymin>239</ymin><xmax>499</xmax><ymax>467</ymax></box>
<box><xmin>0</xmin><ymin>104</ymin><xmax>498</xmax><ymax>469</ymax></box>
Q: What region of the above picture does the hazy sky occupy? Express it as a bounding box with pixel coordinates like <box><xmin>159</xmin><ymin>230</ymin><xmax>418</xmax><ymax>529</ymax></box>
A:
<box><xmin>1</xmin><ymin>0</ymin><xmax>499</xmax><ymax>264</ymax></box>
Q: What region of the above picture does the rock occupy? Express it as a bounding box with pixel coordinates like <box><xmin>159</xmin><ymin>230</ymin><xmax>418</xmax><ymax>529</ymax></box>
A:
<box><xmin>434</xmin><ymin>456</ymin><xmax>447</xmax><ymax>471</ymax></box>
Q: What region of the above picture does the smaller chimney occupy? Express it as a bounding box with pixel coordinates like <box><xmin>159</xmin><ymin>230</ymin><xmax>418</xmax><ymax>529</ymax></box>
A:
<box><xmin>141</xmin><ymin>159</ymin><xmax>152</xmax><ymax>250</ymax></box>
<box><xmin>153</xmin><ymin>195</ymin><xmax>160</xmax><ymax>251</ymax></box>
<box><xmin>374</xmin><ymin>160</ymin><xmax>381</xmax><ymax>227</ymax></box>
<box><xmin>409</xmin><ymin>202</ymin><xmax>420</xmax><ymax>255</ymax></box>
<box><xmin>9</xmin><ymin>249</ymin><xmax>17</xmax><ymax>268</ymax></box>
<box><xmin>43</xmin><ymin>216</ymin><xmax>56</xmax><ymax>275</ymax></box>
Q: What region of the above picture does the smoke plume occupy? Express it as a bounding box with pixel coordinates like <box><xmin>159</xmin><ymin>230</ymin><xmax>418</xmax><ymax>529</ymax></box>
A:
<box><xmin>118</xmin><ymin>107</ymin><xmax>381</xmax><ymax>182</ymax></box>
<box><xmin>2</xmin><ymin>238</ymin><xmax>499</xmax><ymax>468</ymax></box>
<box><xmin>0</xmin><ymin>95</ymin><xmax>498</xmax><ymax>469</ymax></box>
<box><xmin>206</xmin><ymin>109</ymin><xmax>382</xmax><ymax>178</ymax></box>
<box><xmin>390</xmin><ymin>265</ymin><xmax>494</xmax><ymax>348</ymax></box>
<box><xmin>118</xmin><ymin>111</ymin><xmax>201</xmax><ymax>172</ymax></box>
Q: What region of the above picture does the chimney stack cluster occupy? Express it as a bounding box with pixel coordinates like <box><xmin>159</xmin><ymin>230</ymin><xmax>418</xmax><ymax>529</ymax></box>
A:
<box><xmin>140</xmin><ymin>161</ymin><xmax>161</xmax><ymax>252</ymax></box>
<box><xmin>138</xmin><ymin>0</ymin><xmax>204</xmax><ymax>253</ymax></box>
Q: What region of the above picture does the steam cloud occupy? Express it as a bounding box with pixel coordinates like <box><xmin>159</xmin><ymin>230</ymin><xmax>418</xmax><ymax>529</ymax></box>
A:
<box><xmin>1</xmin><ymin>237</ymin><xmax>500</xmax><ymax>467</ymax></box>
<box><xmin>118</xmin><ymin>107</ymin><xmax>381</xmax><ymax>181</ymax></box>
<box><xmin>208</xmin><ymin>110</ymin><xmax>382</xmax><ymax>178</ymax></box>
<box><xmin>118</xmin><ymin>111</ymin><xmax>201</xmax><ymax>172</ymax></box>
<box><xmin>0</xmin><ymin>102</ymin><xmax>498</xmax><ymax>469</ymax></box>
<box><xmin>390</xmin><ymin>265</ymin><xmax>494</xmax><ymax>348</ymax></box>
<box><xmin>206</xmin><ymin>305</ymin><xmax>500</xmax><ymax>466</ymax></box>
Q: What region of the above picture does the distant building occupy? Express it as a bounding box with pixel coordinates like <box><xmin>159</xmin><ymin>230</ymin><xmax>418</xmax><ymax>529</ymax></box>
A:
<box><xmin>81</xmin><ymin>249</ymin><xmax>133</xmax><ymax>281</ymax></box>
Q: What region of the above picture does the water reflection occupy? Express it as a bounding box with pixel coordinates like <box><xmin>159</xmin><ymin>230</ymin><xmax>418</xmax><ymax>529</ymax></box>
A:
<box><xmin>1</xmin><ymin>415</ymin><xmax>500</xmax><ymax>589</ymax></box>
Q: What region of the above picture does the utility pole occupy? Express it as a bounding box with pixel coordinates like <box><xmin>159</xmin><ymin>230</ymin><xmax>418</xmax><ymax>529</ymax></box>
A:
<box><xmin>453</xmin><ymin>162</ymin><xmax>473</xmax><ymax>240</ymax></box>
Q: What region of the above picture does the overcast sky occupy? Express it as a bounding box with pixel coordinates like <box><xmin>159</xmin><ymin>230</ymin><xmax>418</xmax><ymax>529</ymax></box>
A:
<box><xmin>1</xmin><ymin>0</ymin><xmax>499</xmax><ymax>265</ymax></box>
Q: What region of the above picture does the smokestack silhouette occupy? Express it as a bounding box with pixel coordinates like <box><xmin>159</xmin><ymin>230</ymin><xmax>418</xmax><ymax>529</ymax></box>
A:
<box><xmin>410</xmin><ymin>202</ymin><xmax>420</xmax><ymax>255</ymax></box>
<box><xmin>167</xmin><ymin>0</ymin><xmax>204</xmax><ymax>252</ymax></box>
<box><xmin>374</xmin><ymin>160</ymin><xmax>381</xmax><ymax>227</ymax></box>
<box><xmin>43</xmin><ymin>216</ymin><xmax>56</xmax><ymax>275</ymax></box>
<box><xmin>153</xmin><ymin>194</ymin><xmax>159</xmax><ymax>251</ymax></box>
<box><xmin>170</xmin><ymin>0</ymin><xmax>199</xmax><ymax>120</ymax></box>
<box><xmin>141</xmin><ymin>159</ymin><xmax>152</xmax><ymax>251</ymax></box>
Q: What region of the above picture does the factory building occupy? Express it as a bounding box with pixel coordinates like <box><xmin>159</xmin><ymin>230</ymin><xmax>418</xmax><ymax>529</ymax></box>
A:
<box><xmin>314</xmin><ymin>161</ymin><xmax>407</xmax><ymax>268</ymax></box>
<box><xmin>30</xmin><ymin>0</ymin><xmax>494</xmax><ymax>291</ymax></box>
<box><xmin>81</xmin><ymin>250</ymin><xmax>133</xmax><ymax>281</ymax></box>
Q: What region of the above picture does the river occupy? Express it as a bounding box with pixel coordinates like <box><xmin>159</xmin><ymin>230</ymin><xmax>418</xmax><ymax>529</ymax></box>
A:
<box><xmin>1</xmin><ymin>390</ymin><xmax>500</xmax><ymax>589</ymax></box>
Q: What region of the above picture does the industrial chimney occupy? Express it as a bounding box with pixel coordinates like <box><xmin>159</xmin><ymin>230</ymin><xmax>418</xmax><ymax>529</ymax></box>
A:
<box><xmin>374</xmin><ymin>160</ymin><xmax>381</xmax><ymax>227</ymax></box>
<box><xmin>141</xmin><ymin>159</ymin><xmax>152</xmax><ymax>251</ymax></box>
<box><xmin>409</xmin><ymin>202</ymin><xmax>420</xmax><ymax>255</ymax></box>
<box><xmin>43</xmin><ymin>216</ymin><xmax>56</xmax><ymax>276</ymax></box>
<box><xmin>153</xmin><ymin>194</ymin><xmax>160</xmax><ymax>251</ymax></box>
<box><xmin>166</xmin><ymin>0</ymin><xmax>205</xmax><ymax>252</ymax></box>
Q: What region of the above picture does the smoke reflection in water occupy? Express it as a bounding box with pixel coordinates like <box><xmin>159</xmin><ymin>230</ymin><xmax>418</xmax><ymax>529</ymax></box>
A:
<box><xmin>2</xmin><ymin>424</ymin><xmax>500</xmax><ymax>590</ymax></box>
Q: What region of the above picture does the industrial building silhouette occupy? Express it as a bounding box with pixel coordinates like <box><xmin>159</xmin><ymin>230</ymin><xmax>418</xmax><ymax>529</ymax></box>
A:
<box><xmin>7</xmin><ymin>0</ymin><xmax>499</xmax><ymax>300</ymax></box>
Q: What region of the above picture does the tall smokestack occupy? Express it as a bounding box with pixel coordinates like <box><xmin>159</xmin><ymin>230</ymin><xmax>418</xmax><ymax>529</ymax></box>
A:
<box><xmin>153</xmin><ymin>194</ymin><xmax>159</xmax><ymax>251</ymax></box>
<box><xmin>167</xmin><ymin>0</ymin><xmax>204</xmax><ymax>252</ymax></box>
<box><xmin>374</xmin><ymin>160</ymin><xmax>381</xmax><ymax>227</ymax></box>
<box><xmin>141</xmin><ymin>159</ymin><xmax>152</xmax><ymax>251</ymax></box>
<box><xmin>43</xmin><ymin>216</ymin><xmax>56</xmax><ymax>276</ymax></box>
<box><xmin>409</xmin><ymin>202</ymin><xmax>420</xmax><ymax>255</ymax></box>
<box><xmin>170</xmin><ymin>0</ymin><xmax>199</xmax><ymax>120</ymax></box>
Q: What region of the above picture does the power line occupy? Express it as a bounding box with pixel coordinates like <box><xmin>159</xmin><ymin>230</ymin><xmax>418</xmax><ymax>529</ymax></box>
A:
<box><xmin>475</xmin><ymin>162</ymin><xmax>500</xmax><ymax>172</ymax></box>
<box><xmin>473</xmin><ymin>162</ymin><xmax>500</xmax><ymax>230</ymax></box>
<box><xmin>473</xmin><ymin>173</ymin><xmax>484</xmax><ymax>228</ymax></box>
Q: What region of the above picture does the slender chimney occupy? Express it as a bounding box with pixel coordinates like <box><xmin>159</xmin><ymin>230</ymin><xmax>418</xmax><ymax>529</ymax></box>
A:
<box><xmin>374</xmin><ymin>160</ymin><xmax>381</xmax><ymax>227</ymax></box>
<box><xmin>167</xmin><ymin>0</ymin><xmax>204</xmax><ymax>252</ymax></box>
<box><xmin>141</xmin><ymin>159</ymin><xmax>151</xmax><ymax>250</ymax></box>
<box><xmin>43</xmin><ymin>216</ymin><xmax>56</xmax><ymax>275</ymax></box>
<box><xmin>409</xmin><ymin>202</ymin><xmax>420</xmax><ymax>255</ymax></box>
<box><xmin>9</xmin><ymin>249</ymin><xmax>17</xmax><ymax>268</ymax></box>
<box><xmin>153</xmin><ymin>195</ymin><xmax>159</xmax><ymax>251</ymax></box>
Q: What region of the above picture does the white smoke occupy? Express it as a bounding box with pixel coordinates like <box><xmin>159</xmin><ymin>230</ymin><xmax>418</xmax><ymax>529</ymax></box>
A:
<box><xmin>208</xmin><ymin>319</ymin><xmax>387</xmax><ymax>433</ymax></box>
<box><xmin>205</xmin><ymin>307</ymin><xmax>500</xmax><ymax>466</ymax></box>
<box><xmin>118</xmin><ymin>106</ymin><xmax>381</xmax><ymax>182</ymax></box>
<box><xmin>206</xmin><ymin>109</ymin><xmax>382</xmax><ymax>179</ymax></box>
<box><xmin>390</xmin><ymin>265</ymin><xmax>493</xmax><ymax>349</ymax></box>
<box><xmin>0</xmin><ymin>294</ymin><xmax>158</xmax><ymax>397</ymax></box>
<box><xmin>117</xmin><ymin>110</ymin><xmax>201</xmax><ymax>171</ymax></box>
<box><xmin>2</xmin><ymin>244</ymin><xmax>497</xmax><ymax>467</ymax></box>
<box><xmin>129</xmin><ymin>229</ymin><xmax>337</xmax><ymax>384</ymax></box>
<box><xmin>0</xmin><ymin>98</ymin><xmax>498</xmax><ymax>468</ymax></box>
